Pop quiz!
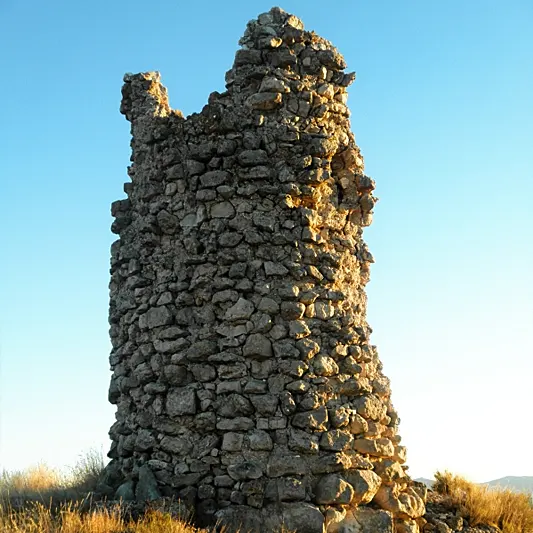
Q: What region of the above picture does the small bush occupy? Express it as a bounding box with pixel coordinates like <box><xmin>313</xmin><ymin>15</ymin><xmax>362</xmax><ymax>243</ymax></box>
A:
<box><xmin>434</xmin><ymin>470</ymin><xmax>533</xmax><ymax>533</ymax></box>
<box><xmin>67</xmin><ymin>448</ymin><xmax>105</xmax><ymax>494</ymax></box>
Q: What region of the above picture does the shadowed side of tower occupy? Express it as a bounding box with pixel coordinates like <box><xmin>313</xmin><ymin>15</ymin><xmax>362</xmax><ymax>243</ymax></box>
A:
<box><xmin>99</xmin><ymin>7</ymin><xmax>425</xmax><ymax>533</ymax></box>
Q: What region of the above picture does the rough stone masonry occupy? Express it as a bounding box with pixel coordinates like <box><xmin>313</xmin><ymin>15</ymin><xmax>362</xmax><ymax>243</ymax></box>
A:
<box><xmin>100</xmin><ymin>7</ymin><xmax>426</xmax><ymax>533</ymax></box>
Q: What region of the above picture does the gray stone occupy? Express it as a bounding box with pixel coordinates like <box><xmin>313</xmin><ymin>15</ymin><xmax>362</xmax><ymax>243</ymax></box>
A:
<box><xmin>280</xmin><ymin>301</ymin><xmax>306</xmax><ymax>320</ymax></box>
<box><xmin>157</xmin><ymin>210</ymin><xmax>178</xmax><ymax>234</ymax></box>
<box><xmin>115</xmin><ymin>479</ymin><xmax>135</xmax><ymax>501</ymax></box>
<box><xmin>246</xmin><ymin>92</ymin><xmax>283</xmax><ymax>110</ymax></box>
<box><xmin>215</xmin><ymin>506</ymin><xmax>262</xmax><ymax>533</ymax></box>
<box><xmin>249</xmin><ymin>393</ymin><xmax>278</xmax><ymax>415</ymax></box>
<box><xmin>249</xmin><ymin>430</ymin><xmax>273</xmax><ymax>451</ymax></box>
<box><xmin>224</xmin><ymin>298</ymin><xmax>255</xmax><ymax>322</ymax></box>
<box><xmin>335</xmin><ymin>508</ymin><xmax>394</xmax><ymax>533</ymax></box>
<box><xmin>289</xmin><ymin>319</ymin><xmax>311</xmax><ymax>339</ymax></box>
<box><xmin>314</xmin><ymin>355</ymin><xmax>339</xmax><ymax>376</ymax></box>
<box><xmin>288</xmin><ymin>428</ymin><xmax>319</xmax><ymax>453</ymax></box>
<box><xmin>186</xmin><ymin>340</ymin><xmax>217</xmax><ymax>362</ymax></box>
<box><xmin>135</xmin><ymin>429</ymin><xmax>156</xmax><ymax>451</ymax></box>
<box><xmin>280</xmin><ymin>503</ymin><xmax>324</xmax><ymax>533</ymax></box>
<box><xmin>292</xmin><ymin>406</ymin><xmax>328</xmax><ymax>430</ymax></box>
<box><xmin>139</xmin><ymin>306</ymin><xmax>172</xmax><ymax>329</ymax></box>
<box><xmin>259</xmin><ymin>77</ymin><xmax>290</xmax><ymax>93</ymax></box>
<box><xmin>373</xmin><ymin>485</ymin><xmax>426</xmax><ymax>519</ymax></box>
<box><xmin>243</xmin><ymin>333</ymin><xmax>273</xmax><ymax>359</ymax></box>
<box><xmin>227</xmin><ymin>461</ymin><xmax>263</xmax><ymax>481</ymax></box>
<box><xmin>314</xmin><ymin>300</ymin><xmax>335</xmax><ymax>319</ymax></box>
<box><xmin>200</xmin><ymin>170</ymin><xmax>229</xmax><ymax>187</ymax></box>
<box><xmin>185</xmin><ymin>159</ymin><xmax>205</xmax><ymax>176</ymax></box>
<box><xmin>190</xmin><ymin>364</ymin><xmax>216</xmax><ymax>382</ymax></box>
<box><xmin>215</xmin><ymin>393</ymin><xmax>253</xmax><ymax>417</ymax></box>
<box><xmin>244</xmin><ymin>379</ymin><xmax>267</xmax><ymax>393</ymax></box>
<box><xmin>238</xmin><ymin>149</ymin><xmax>269</xmax><ymax>166</ymax></box>
<box><xmin>310</xmin><ymin>453</ymin><xmax>352</xmax><ymax>475</ymax></box>
<box><xmin>353</xmin><ymin>437</ymin><xmax>394</xmax><ymax>457</ymax></box>
<box><xmin>266</xmin><ymin>455</ymin><xmax>308</xmax><ymax>477</ymax></box>
<box><xmin>297</xmin><ymin>338</ymin><xmax>320</xmax><ymax>359</ymax></box>
<box><xmin>166</xmin><ymin>387</ymin><xmax>197</xmax><ymax>416</ymax></box>
<box><xmin>354</xmin><ymin>394</ymin><xmax>387</xmax><ymax>421</ymax></box>
<box><xmin>319</xmin><ymin>430</ymin><xmax>353</xmax><ymax>451</ymax></box>
<box><xmin>273</xmin><ymin>477</ymin><xmax>306</xmax><ymax>501</ymax></box>
<box><xmin>222</xmin><ymin>432</ymin><xmax>244</xmax><ymax>452</ymax></box>
<box><xmin>343</xmin><ymin>469</ymin><xmax>382</xmax><ymax>505</ymax></box>
<box><xmin>164</xmin><ymin>365</ymin><xmax>188</xmax><ymax>385</ymax></box>
<box><xmin>264</xmin><ymin>261</ymin><xmax>289</xmax><ymax>276</ymax></box>
<box><xmin>136</xmin><ymin>465</ymin><xmax>161</xmax><ymax>501</ymax></box>
<box><xmin>273</xmin><ymin>340</ymin><xmax>300</xmax><ymax>359</ymax></box>
<box><xmin>315</xmin><ymin>474</ymin><xmax>354</xmax><ymax>504</ymax></box>
<box><xmin>160</xmin><ymin>435</ymin><xmax>193</xmax><ymax>455</ymax></box>
<box><xmin>217</xmin><ymin>380</ymin><xmax>242</xmax><ymax>394</ymax></box>
<box><xmin>211</xmin><ymin>201</ymin><xmax>235</xmax><ymax>218</ymax></box>
<box><xmin>218</xmin><ymin>363</ymin><xmax>247</xmax><ymax>379</ymax></box>
<box><xmin>257</xmin><ymin>297</ymin><xmax>279</xmax><ymax>314</ymax></box>
<box><xmin>252</xmin><ymin>211</ymin><xmax>276</xmax><ymax>231</ymax></box>
<box><xmin>216</xmin><ymin>417</ymin><xmax>254</xmax><ymax>431</ymax></box>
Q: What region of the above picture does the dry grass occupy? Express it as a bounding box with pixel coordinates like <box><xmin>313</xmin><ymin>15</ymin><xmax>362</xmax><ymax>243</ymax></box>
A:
<box><xmin>0</xmin><ymin>451</ymin><xmax>204</xmax><ymax>531</ymax></box>
<box><xmin>0</xmin><ymin>502</ymin><xmax>205</xmax><ymax>533</ymax></box>
<box><xmin>434</xmin><ymin>470</ymin><xmax>533</xmax><ymax>533</ymax></box>
<box><xmin>1</xmin><ymin>464</ymin><xmax>63</xmax><ymax>497</ymax></box>
<box><xmin>0</xmin><ymin>449</ymin><xmax>106</xmax><ymax>506</ymax></box>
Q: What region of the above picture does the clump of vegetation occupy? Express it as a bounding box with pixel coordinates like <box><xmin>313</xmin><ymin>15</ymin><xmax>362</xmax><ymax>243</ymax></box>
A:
<box><xmin>0</xmin><ymin>449</ymin><xmax>105</xmax><ymax>506</ymax></box>
<box><xmin>0</xmin><ymin>451</ymin><xmax>206</xmax><ymax>532</ymax></box>
<box><xmin>434</xmin><ymin>470</ymin><xmax>533</xmax><ymax>533</ymax></box>
<box><xmin>0</xmin><ymin>502</ymin><xmax>205</xmax><ymax>533</ymax></box>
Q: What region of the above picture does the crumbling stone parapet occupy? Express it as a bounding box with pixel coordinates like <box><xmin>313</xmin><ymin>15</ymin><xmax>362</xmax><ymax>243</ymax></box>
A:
<box><xmin>101</xmin><ymin>6</ymin><xmax>424</xmax><ymax>532</ymax></box>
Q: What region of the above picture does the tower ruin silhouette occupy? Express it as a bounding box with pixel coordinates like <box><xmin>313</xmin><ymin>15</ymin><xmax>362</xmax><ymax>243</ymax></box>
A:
<box><xmin>101</xmin><ymin>7</ymin><xmax>426</xmax><ymax>532</ymax></box>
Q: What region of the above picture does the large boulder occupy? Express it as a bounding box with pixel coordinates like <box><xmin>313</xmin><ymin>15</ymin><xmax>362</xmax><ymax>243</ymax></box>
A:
<box><xmin>373</xmin><ymin>485</ymin><xmax>426</xmax><ymax>519</ymax></box>
<box><xmin>328</xmin><ymin>507</ymin><xmax>393</xmax><ymax>533</ymax></box>
<box><xmin>315</xmin><ymin>474</ymin><xmax>354</xmax><ymax>504</ymax></box>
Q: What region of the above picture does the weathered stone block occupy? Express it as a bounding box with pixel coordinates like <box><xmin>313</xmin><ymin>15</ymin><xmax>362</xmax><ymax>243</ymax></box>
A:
<box><xmin>343</xmin><ymin>469</ymin><xmax>382</xmax><ymax>504</ymax></box>
<box><xmin>227</xmin><ymin>461</ymin><xmax>263</xmax><ymax>481</ymax></box>
<box><xmin>166</xmin><ymin>387</ymin><xmax>197</xmax><ymax>416</ymax></box>
<box><xmin>315</xmin><ymin>474</ymin><xmax>354</xmax><ymax>504</ymax></box>
<box><xmin>243</xmin><ymin>333</ymin><xmax>273</xmax><ymax>359</ymax></box>
<box><xmin>266</xmin><ymin>455</ymin><xmax>308</xmax><ymax>477</ymax></box>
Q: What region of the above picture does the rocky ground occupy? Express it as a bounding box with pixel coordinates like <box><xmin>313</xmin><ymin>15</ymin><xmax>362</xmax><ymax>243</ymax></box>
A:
<box><xmin>423</xmin><ymin>491</ymin><xmax>501</xmax><ymax>533</ymax></box>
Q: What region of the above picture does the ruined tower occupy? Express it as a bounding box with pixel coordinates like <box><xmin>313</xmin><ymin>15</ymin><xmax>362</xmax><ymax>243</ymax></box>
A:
<box><xmin>102</xmin><ymin>7</ymin><xmax>425</xmax><ymax>532</ymax></box>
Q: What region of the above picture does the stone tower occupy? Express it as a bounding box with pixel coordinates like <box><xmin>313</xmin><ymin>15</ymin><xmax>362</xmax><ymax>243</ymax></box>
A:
<box><xmin>102</xmin><ymin>7</ymin><xmax>425</xmax><ymax>533</ymax></box>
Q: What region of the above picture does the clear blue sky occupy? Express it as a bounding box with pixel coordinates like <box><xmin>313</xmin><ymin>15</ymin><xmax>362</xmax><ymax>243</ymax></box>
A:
<box><xmin>1</xmin><ymin>0</ymin><xmax>532</xmax><ymax>482</ymax></box>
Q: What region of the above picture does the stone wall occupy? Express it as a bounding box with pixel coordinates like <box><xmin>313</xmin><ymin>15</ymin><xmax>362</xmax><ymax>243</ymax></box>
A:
<box><xmin>100</xmin><ymin>7</ymin><xmax>425</xmax><ymax>533</ymax></box>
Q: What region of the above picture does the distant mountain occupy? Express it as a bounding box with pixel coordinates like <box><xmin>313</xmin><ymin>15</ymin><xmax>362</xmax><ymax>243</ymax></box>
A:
<box><xmin>415</xmin><ymin>476</ymin><xmax>533</xmax><ymax>494</ymax></box>
<box><xmin>483</xmin><ymin>476</ymin><xmax>533</xmax><ymax>494</ymax></box>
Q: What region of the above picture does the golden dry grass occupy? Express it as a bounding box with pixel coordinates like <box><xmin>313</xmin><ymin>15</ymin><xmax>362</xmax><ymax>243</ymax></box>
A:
<box><xmin>0</xmin><ymin>502</ymin><xmax>205</xmax><ymax>533</ymax></box>
<box><xmin>1</xmin><ymin>465</ymin><xmax>63</xmax><ymax>497</ymax></box>
<box><xmin>0</xmin><ymin>452</ymin><xmax>207</xmax><ymax>532</ymax></box>
<box><xmin>434</xmin><ymin>470</ymin><xmax>533</xmax><ymax>533</ymax></box>
<box><xmin>0</xmin><ymin>449</ymin><xmax>105</xmax><ymax>504</ymax></box>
